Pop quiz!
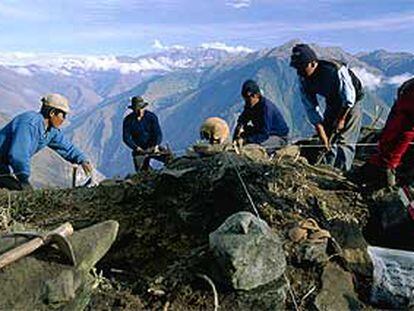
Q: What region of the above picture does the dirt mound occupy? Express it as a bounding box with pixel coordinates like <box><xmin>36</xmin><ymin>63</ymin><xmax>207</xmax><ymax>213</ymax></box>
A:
<box><xmin>0</xmin><ymin>149</ymin><xmax>376</xmax><ymax>310</ymax></box>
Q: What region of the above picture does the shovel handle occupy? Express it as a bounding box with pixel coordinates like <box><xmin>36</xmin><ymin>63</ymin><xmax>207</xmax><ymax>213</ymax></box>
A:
<box><xmin>0</xmin><ymin>222</ymin><xmax>74</xmax><ymax>270</ymax></box>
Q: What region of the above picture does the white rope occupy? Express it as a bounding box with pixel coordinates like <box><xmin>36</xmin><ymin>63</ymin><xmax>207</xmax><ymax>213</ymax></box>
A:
<box><xmin>224</xmin><ymin>153</ymin><xmax>261</xmax><ymax>219</ymax></box>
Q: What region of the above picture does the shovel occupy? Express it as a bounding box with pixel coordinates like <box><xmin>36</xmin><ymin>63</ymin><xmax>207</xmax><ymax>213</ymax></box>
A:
<box><xmin>0</xmin><ymin>222</ymin><xmax>76</xmax><ymax>269</ymax></box>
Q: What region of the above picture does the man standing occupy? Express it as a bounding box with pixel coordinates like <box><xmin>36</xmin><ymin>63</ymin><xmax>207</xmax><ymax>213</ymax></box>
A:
<box><xmin>0</xmin><ymin>94</ymin><xmax>92</xmax><ymax>191</ymax></box>
<box><xmin>123</xmin><ymin>96</ymin><xmax>166</xmax><ymax>172</ymax></box>
<box><xmin>365</xmin><ymin>77</ymin><xmax>414</xmax><ymax>187</ymax></box>
<box><xmin>233</xmin><ymin>80</ymin><xmax>289</xmax><ymax>153</ymax></box>
<box><xmin>290</xmin><ymin>43</ymin><xmax>364</xmax><ymax>171</ymax></box>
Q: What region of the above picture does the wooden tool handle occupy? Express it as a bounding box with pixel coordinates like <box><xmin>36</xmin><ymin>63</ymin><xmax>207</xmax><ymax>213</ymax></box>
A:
<box><xmin>0</xmin><ymin>222</ymin><xmax>74</xmax><ymax>269</ymax></box>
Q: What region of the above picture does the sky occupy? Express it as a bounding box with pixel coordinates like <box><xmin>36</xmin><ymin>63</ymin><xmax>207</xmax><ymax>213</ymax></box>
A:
<box><xmin>1</xmin><ymin>0</ymin><xmax>414</xmax><ymax>56</ymax></box>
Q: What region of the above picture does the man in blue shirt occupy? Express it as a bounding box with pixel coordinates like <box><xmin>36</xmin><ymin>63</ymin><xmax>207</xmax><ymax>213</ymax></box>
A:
<box><xmin>233</xmin><ymin>80</ymin><xmax>289</xmax><ymax>153</ymax></box>
<box><xmin>0</xmin><ymin>94</ymin><xmax>92</xmax><ymax>191</ymax></box>
<box><xmin>290</xmin><ymin>44</ymin><xmax>364</xmax><ymax>171</ymax></box>
<box><xmin>123</xmin><ymin>96</ymin><xmax>168</xmax><ymax>172</ymax></box>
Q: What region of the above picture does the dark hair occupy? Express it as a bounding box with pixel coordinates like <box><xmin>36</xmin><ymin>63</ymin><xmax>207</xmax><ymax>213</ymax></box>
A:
<box><xmin>39</xmin><ymin>105</ymin><xmax>66</xmax><ymax>119</ymax></box>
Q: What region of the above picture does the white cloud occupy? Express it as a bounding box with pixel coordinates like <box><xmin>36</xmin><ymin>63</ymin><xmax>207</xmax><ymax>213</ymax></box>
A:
<box><xmin>225</xmin><ymin>0</ymin><xmax>252</xmax><ymax>9</ymax></box>
<box><xmin>386</xmin><ymin>73</ymin><xmax>413</xmax><ymax>86</ymax></box>
<box><xmin>352</xmin><ymin>68</ymin><xmax>414</xmax><ymax>91</ymax></box>
<box><xmin>352</xmin><ymin>67</ymin><xmax>382</xmax><ymax>91</ymax></box>
<box><xmin>11</xmin><ymin>67</ymin><xmax>33</xmax><ymax>76</ymax></box>
<box><xmin>151</xmin><ymin>39</ymin><xmax>186</xmax><ymax>51</ymax></box>
<box><xmin>200</xmin><ymin>42</ymin><xmax>253</xmax><ymax>53</ymax></box>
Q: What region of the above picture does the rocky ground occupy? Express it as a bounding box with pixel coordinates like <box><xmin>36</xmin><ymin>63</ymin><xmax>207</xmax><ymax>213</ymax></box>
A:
<box><xmin>0</xmin><ymin>143</ymin><xmax>413</xmax><ymax>310</ymax></box>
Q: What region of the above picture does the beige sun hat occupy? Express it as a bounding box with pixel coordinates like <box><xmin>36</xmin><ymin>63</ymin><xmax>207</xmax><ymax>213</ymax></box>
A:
<box><xmin>41</xmin><ymin>93</ymin><xmax>70</xmax><ymax>114</ymax></box>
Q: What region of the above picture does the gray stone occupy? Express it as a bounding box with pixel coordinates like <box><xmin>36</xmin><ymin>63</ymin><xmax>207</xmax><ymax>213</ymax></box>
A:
<box><xmin>234</xmin><ymin>278</ymin><xmax>287</xmax><ymax>310</ymax></box>
<box><xmin>297</xmin><ymin>241</ymin><xmax>329</xmax><ymax>265</ymax></box>
<box><xmin>209</xmin><ymin>212</ymin><xmax>286</xmax><ymax>291</ymax></box>
<box><xmin>329</xmin><ymin>219</ymin><xmax>372</xmax><ymax>277</ymax></box>
<box><xmin>315</xmin><ymin>263</ymin><xmax>364</xmax><ymax>311</ymax></box>
<box><xmin>0</xmin><ymin>220</ymin><xmax>119</xmax><ymax>311</ymax></box>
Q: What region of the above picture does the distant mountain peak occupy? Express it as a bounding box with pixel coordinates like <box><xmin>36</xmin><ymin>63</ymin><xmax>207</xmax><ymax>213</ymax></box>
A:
<box><xmin>0</xmin><ymin>44</ymin><xmax>252</xmax><ymax>77</ymax></box>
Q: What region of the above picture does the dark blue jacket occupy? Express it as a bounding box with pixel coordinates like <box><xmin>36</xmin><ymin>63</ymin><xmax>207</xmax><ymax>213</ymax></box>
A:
<box><xmin>122</xmin><ymin>111</ymin><xmax>162</xmax><ymax>152</ymax></box>
<box><xmin>298</xmin><ymin>61</ymin><xmax>357</xmax><ymax>126</ymax></box>
<box><xmin>0</xmin><ymin>111</ymin><xmax>87</xmax><ymax>183</ymax></box>
<box><xmin>236</xmin><ymin>96</ymin><xmax>289</xmax><ymax>144</ymax></box>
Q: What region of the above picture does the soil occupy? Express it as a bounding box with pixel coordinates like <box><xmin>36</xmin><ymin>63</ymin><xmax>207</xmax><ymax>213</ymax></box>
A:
<box><xmin>1</xmin><ymin>143</ymin><xmax>410</xmax><ymax>310</ymax></box>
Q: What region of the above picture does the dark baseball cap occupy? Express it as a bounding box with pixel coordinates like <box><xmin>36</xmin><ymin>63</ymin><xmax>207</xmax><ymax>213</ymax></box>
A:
<box><xmin>241</xmin><ymin>79</ymin><xmax>261</xmax><ymax>97</ymax></box>
<box><xmin>290</xmin><ymin>44</ymin><xmax>318</xmax><ymax>69</ymax></box>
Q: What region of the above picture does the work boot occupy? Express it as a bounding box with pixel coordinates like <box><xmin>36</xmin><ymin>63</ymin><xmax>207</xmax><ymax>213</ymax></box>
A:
<box><xmin>386</xmin><ymin>168</ymin><xmax>396</xmax><ymax>187</ymax></box>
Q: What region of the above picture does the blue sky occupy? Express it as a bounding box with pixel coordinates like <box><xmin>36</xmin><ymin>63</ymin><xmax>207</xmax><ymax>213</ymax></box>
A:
<box><xmin>1</xmin><ymin>0</ymin><xmax>414</xmax><ymax>56</ymax></box>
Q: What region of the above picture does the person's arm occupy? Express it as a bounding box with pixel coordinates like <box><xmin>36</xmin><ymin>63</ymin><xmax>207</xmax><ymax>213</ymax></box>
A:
<box><xmin>245</xmin><ymin>104</ymin><xmax>270</xmax><ymax>144</ymax></box>
<box><xmin>336</xmin><ymin>66</ymin><xmax>357</xmax><ymax>130</ymax></box>
<box><xmin>122</xmin><ymin>117</ymin><xmax>139</xmax><ymax>151</ymax></box>
<box><xmin>298</xmin><ymin>81</ymin><xmax>330</xmax><ymax>149</ymax></box>
<box><xmin>48</xmin><ymin>130</ymin><xmax>88</xmax><ymax>164</ymax></box>
<box><xmin>299</xmin><ymin>81</ymin><xmax>323</xmax><ymax>126</ymax></box>
<box><xmin>148</xmin><ymin>114</ymin><xmax>162</xmax><ymax>148</ymax></box>
<box><xmin>8</xmin><ymin>124</ymin><xmax>38</xmax><ymax>183</ymax></box>
<box><xmin>315</xmin><ymin>123</ymin><xmax>330</xmax><ymax>150</ymax></box>
<box><xmin>233</xmin><ymin>108</ymin><xmax>248</xmax><ymax>141</ymax></box>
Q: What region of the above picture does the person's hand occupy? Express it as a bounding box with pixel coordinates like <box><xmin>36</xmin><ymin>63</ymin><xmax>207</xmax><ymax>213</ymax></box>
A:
<box><xmin>235</xmin><ymin>137</ymin><xmax>244</xmax><ymax>148</ymax></box>
<box><xmin>81</xmin><ymin>161</ymin><xmax>93</xmax><ymax>176</ymax></box>
<box><xmin>335</xmin><ymin>118</ymin><xmax>346</xmax><ymax>132</ymax></box>
<box><xmin>233</xmin><ymin>126</ymin><xmax>244</xmax><ymax>142</ymax></box>
<box><xmin>135</xmin><ymin>147</ymin><xmax>145</xmax><ymax>155</ymax></box>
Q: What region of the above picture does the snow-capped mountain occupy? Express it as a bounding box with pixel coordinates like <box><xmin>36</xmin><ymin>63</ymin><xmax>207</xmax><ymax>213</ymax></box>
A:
<box><xmin>0</xmin><ymin>44</ymin><xmax>251</xmax><ymax>77</ymax></box>
<box><xmin>0</xmin><ymin>44</ymin><xmax>252</xmax><ymax>116</ymax></box>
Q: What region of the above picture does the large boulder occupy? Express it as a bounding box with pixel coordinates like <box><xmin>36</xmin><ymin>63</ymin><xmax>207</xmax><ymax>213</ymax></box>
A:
<box><xmin>0</xmin><ymin>220</ymin><xmax>119</xmax><ymax>310</ymax></box>
<box><xmin>209</xmin><ymin>211</ymin><xmax>286</xmax><ymax>290</ymax></box>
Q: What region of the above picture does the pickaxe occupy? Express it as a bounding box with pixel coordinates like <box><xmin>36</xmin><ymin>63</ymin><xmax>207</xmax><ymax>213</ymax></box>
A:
<box><xmin>0</xmin><ymin>222</ymin><xmax>76</xmax><ymax>269</ymax></box>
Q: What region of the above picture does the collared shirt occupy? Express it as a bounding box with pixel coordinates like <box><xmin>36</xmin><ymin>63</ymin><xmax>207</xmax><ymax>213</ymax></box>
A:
<box><xmin>122</xmin><ymin>110</ymin><xmax>162</xmax><ymax>151</ymax></box>
<box><xmin>236</xmin><ymin>96</ymin><xmax>289</xmax><ymax>144</ymax></box>
<box><xmin>0</xmin><ymin>111</ymin><xmax>87</xmax><ymax>183</ymax></box>
<box><xmin>298</xmin><ymin>61</ymin><xmax>357</xmax><ymax>126</ymax></box>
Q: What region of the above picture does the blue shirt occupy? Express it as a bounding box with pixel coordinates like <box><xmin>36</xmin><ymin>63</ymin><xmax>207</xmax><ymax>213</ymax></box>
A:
<box><xmin>122</xmin><ymin>110</ymin><xmax>162</xmax><ymax>151</ymax></box>
<box><xmin>0</xmin><ymin>111</ymin><xmax>87</xmax><ymax>183</ymax></box>
<box><xmin>236</xmin><ymin>96</ymin><xmax>289</xmax><ymax>144</ymax></box>
<box><xmin>298</xmin><ymin>61</ymin><xmax>357</xmax><ymax>126</ymax></box>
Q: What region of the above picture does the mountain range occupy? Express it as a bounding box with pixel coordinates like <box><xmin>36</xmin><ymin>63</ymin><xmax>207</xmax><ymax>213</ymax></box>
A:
<box><xmin>1</xmin><ymin>40</ymin><xmax>413</xmax><ymax>184</ymax></box>
<box><xmin>0</xmin><ymin>46</ymin><xmax>248</xmax><ymax>116</ymax></box>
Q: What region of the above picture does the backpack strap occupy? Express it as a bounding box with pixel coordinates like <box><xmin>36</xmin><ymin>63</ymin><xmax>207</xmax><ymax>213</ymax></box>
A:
<box><xmin>320</xmin><ymin>59</ymin><xmax>364</xmax><ymax>102</ymax></box>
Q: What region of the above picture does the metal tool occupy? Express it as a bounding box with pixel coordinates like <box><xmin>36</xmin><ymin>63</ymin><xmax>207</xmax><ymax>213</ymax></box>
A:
<box><xmin>315</xmin><ymin>130</ymin><xmax>339</xmax><ymax>166</ymax></box>
<box><xmin>0</xmin><ymin>222</ymin><xmax>76</xmax><ymax>269</ymax></box>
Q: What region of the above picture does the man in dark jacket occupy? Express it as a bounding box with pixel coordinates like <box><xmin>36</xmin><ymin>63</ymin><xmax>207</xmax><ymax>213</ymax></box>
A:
<box><xmin>123</xmin><ymin>96</ymin><xmax>168</xmax><ymax>172</ymax></box>
<box><xmin>290</xmin><ymin>43</ymin><xmax>363</xmax><ymax>171</ymax></box>
<box><xmin>233</xmin><ymin>80</ymin><xmax>289</xmax><ymax>153</ymax></box>
<box><xmin>0</xmin><ymin>94</ymin><xmax>92</xmax><ymax>191</ymax></box>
